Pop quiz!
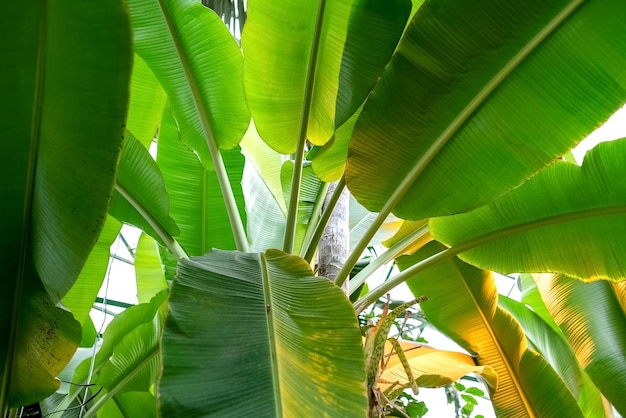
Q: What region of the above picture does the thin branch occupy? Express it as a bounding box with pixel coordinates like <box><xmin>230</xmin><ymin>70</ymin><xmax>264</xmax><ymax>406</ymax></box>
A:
<box><xmin>118</xmin><ymin>233</ymin><xmax>135</xmax><ymax>258</ymax></box>
<box><xmin>114</xmin><ymin>183</ymin><xmax>187</xmax><ymax>260</ymax></box>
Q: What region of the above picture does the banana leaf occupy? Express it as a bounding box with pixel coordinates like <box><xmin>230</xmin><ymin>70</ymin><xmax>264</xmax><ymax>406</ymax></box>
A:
<box><xmin>126</xmin><ymin>55</ymin><xmax>167</xmax><ymax>148</ymax></box>
<box><xmin>347</xmin><ymin>0</ymin><xmax>626</xmax><ymax>220</ymax></box>
<box><xmin>61</xmin><ymin>217</ymin><xmax>122</xmax><ymax>327</ymax></box>
<box><xmin>243</xmin><ymin>0</ymin><xmax>410</xmax><ymax>152</ymax></box>
<box><xmin>380</xmin><ymin>342</ymin><xmax>497</xmax><ymax>392</ymax></box>
<box><xmin>430</xmin><ymin>139</ymin><xmax>626</xmax><ymax>281</ymax></box>
<box><xmin>157</xmin><ymin>107</ymin><xmax>246</xmax><ymax>255</ymax></box>
<box><xmin>110</xmin><ymin>131</ymin><xmax>180</xmax><ymax>251</ymax></box>
<box><xmin>1</xmin><ymin>1</ymin><xmax>131</xmax><ymax>408</ymax></box>
<box><xmin>50</xmin><ymin>291</ymin><xmax>167</xmax><ymax>418</ymax></box>
<box><xmin>159</xmin><ymin>249</ymin><xmax>368</xmax><ymax>417</ymax></box>
<box><xmin>127</xmin><ymin>0</ymin><xmax>250</xmax><ymax>169</ymax></box>
<box><xmin>134</xmin><ymin>233</ymin><xmax>168</xmax><ymax>304</ymax></box>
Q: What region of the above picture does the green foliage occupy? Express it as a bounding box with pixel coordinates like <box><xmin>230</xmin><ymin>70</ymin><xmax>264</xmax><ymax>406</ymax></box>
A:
<box><xmin>5</xmin><ymin>0</ymin><xmax>626</xmax><ymax>417</ymax></box>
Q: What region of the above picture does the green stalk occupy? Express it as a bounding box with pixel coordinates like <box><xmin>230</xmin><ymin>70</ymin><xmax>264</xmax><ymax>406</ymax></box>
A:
<box><xmin>303</xmin><ymin>178</ymin><xmax>345</xmax><ymax>263</ymax></box>
<box><xmin>354</xmin><ymin>204</ymin><xmax>626</xmax><ymax>314</ymax></box>
<box><xmin>335</xmin><ymin>0</ymin><xmax>583</xmax><ymax>288</ymax></box>
<box><xmin>299</xmin><ymin>181</ymin><xmax>330</xmax><ymax>258</ymax></box>
<box><xmin>158</xmin><ymin>0</ymin><xmax>248</xmax><ymax>253</ymax></box>
<box><xmin>283</xmin><ymin>0</ymin><xmax>327</xmax><ymax>253</ymax></box>
<box><xmin>114</xmin><ymin>184</ymin><xmax>188</xmax><ymax>260</ymax></box>
<box><xmin>349</xmin><ymin>223</ymin><xmax>429</xmax><ymax>295</ymax></box>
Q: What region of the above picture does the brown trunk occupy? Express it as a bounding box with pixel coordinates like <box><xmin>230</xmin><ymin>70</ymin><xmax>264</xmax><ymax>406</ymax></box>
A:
<box><xmin>318</xmin><ymin>182</ymin><xmax>350</xmax><ymax>295</ymax></box>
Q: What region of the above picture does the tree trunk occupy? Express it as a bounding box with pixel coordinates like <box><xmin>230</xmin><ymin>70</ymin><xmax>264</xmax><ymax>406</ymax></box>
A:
<box><xmin>318</xmin><ymin>182</ymin><xmax>350</xmax><ymax>295</ymax></box>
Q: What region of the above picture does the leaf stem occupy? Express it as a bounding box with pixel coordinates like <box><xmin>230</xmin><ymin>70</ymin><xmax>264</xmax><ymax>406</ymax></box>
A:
<box><xmin>349</xmin><ymin>223</ymin><xmax>429</xmax><ymax>295</ymax></box>
<box><xmin>303</xmin><ymin>177</ymin><xmax>345</xmax><ymax>263</ymax></box>
<box><xmin>114</xmin><ymin>183</ymin><xmax>188</xmax><ymax>260</ymax></box>
<box><xmin>283</xmin><ymin>0</ymin><xmax>327</xmax><ymax>253</ymax></box>
<box><xmin>299</xmin><ymin>181</ymin><xmax>330</xmax><ymax>258</ymax></box>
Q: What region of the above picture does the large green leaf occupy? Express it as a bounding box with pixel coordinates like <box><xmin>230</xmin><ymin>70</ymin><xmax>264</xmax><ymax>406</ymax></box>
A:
<box><xmin>310</xmin><ymin>108</ymin><xmax>359</xmax><ymax>182</ymax></box>
<box><xmin>430</xmin><ymin>139</ymin><xmax>626</xmax><ymax>281</ymax></box>
<box><xmin>243</xmin><ymin>0</ymin><xmax>409</xmax><ymax>153</ymax></box>
<box><xmin>347</xmin><ymin>0</ymin><xmax>626</xmax><ymax>220</ymax></box>
<box><xmin>110</xmin><ymin>131</ymin><xmax>180</xmax><ymax>250</ymax></box>
<box><xmin>97</xmin><ymin>392</ymin><xmax>157</xmax><ymax>418</ymax></box>
<box><xmin>127</xmin><ymin>0</ymin><xmax>249</xmax><ymax>169</ymax></box>
<box><xmin>159</xmin><ymin>249</ymin><xmax>368</xmax><ymax>416</ymax></box>
<box><xmin>501</xmin><ymin>287</ymin><xmax>607</xmax><ymax>417</ymax></box>
<box><xmin>498</xmin><ymin>296</ymin><xmax>582</xmax><ymax>397</ymax></box>
<box><xmin>535</xmin><ymin>273</ymin><xmax>626</xmax><ymax>415</ymax></box>
<box><xmin>158</xmin><ymin>107</ymin><xmax>247</xmax><ymax>255</ymax></box>
<box><xmin>1</xmin><ymin>1</ymin><xmax>131</xmax><ymax>408</ymax></box>
<box><xmin>399</xmin><ymin>242</ymin><xmax>583</xmax><ymax>417</ymax></box>
<box><xmin>240</xmin><ymin>122</ymin><xmax>287</xmax><ymax>215</ymax></box>
<box><xmin>281</xmin><ymin>162</ymin><xmax>325</xmax><ymax>255</ymax></box>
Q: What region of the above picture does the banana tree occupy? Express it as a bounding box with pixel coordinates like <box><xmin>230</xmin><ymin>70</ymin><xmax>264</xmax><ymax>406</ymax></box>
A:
<box><xmin>4</xmin><ymin>0</ymin><xmax>626</xmax><ymax>417</ymax></box>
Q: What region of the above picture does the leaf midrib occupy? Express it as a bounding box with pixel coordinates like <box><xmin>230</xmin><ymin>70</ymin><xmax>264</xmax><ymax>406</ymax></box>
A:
<box><xmin>448</xmin><ymin>262</ymin><xmax>534</xmax><ymax>417</ymax></box>
<box><xmin>378</xmin><ymin>0</ymin><xmax>585</xmax><ymax>218</ymax></box>
<box><xmin>259</xmin><ymin>253</ymin><xmax>282</xmax><ymax>417</ymax></box>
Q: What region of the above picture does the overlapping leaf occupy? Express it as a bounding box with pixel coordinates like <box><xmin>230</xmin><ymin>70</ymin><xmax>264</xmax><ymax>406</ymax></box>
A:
<box><xmin>380</xmin><ymin>342</ymin><xmax>496</xmax><ymax>392</ymax></box>
<box><xmin>61</xmin><ymin>216</ymin><xmax>122</xmax><ymax>327</ymax></box>
<box><xmin>243</xmin><ymin>0</ymin><xmax>409</xmax><ymax>153</ymax></box>
<box><xmin>347</xmin><ymin>0</ymin><xmax>626</xmax><ymax>220</ymax></box>
<box><xmin>535</xmin><ymin>273</ymin><xmax>626</xmax><ymax>415</ymax></box>
<box><xmin>127</xmin><ymin>0</ymin><xmax>250</xmax><ymax>169</ymax></box>
<box><xmin>430</xmin><ymin>139</ymin><xmax>626</xmax><ymax>281</ymax></box>
<box><xmin>158</xmin><ymin>107</ymin><xmax>246</xmax><ymax>255</ymax></box>
<box><xmin>110</xmin><ymin>131</ymin><xmax>179</xmax><ymax>249</ymax></box>
<box><xmin>126</xmin><ymin>55</ymin><xmax>167</xmax><ymax>148</ymax></box>
<box><xmin>399</xmin><ymin>242</ymin><xmax>583</xmax><ymax>417</ymax></box>
<box><xmin>135</xmin><ymin>233</ymin><xmax>168</xmax><ymax>304</ymax></box>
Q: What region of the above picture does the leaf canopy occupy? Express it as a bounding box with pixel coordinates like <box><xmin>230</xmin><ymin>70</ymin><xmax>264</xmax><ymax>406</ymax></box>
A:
<box><xmin>243</xmin><ymin>0</ymin><xmax>409</xmax><ymax>153</ymax></box>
